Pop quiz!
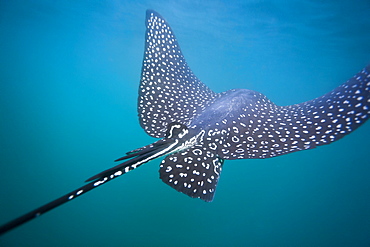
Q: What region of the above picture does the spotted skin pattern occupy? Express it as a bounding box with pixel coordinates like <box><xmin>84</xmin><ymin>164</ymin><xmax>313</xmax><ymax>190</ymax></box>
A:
<box><xmin>160</xmin><ymin>145</ymin><xmax>224</xmax><ymax>202</ymax></box>
<box><xmin>1</xmin><ymin>10</ymin><xmax>370</xmax><ymax>235</ymax></box>
<box><xmin>141</xmin><ymin>10</ymin><xmax>370</xmax><ymax>202</ymax></box>
<box><xmin>138</xmin><ymin>11</ymin><xmax>217</xmax><ymax>138</ymax></box>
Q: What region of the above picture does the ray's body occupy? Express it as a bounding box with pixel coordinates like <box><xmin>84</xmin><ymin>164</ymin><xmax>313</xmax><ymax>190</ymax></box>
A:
<box><xmin>1</xmin><ymin>10</ymin><xmax>369</xmax><ymax>235</ymax></box>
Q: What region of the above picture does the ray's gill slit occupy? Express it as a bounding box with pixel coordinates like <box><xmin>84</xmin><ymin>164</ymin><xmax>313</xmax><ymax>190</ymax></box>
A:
<box><xmin>0</xmin><ymin>10</ymin><xmax>369</xmax><ymax>235</ymax></box>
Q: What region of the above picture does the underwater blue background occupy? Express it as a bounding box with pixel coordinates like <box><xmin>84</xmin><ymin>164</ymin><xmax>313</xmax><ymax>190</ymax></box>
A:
<box><xmin>1</xmin><ymin>0</ymin><xmax>370</xmax><ymax>246</ymax></box>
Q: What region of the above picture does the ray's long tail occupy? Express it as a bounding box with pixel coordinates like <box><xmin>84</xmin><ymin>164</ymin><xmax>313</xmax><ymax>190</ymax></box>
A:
<box><xmin>0</xmin><ymin>140</ymin><xmax>172</xmax><ymax>235</ymax></box>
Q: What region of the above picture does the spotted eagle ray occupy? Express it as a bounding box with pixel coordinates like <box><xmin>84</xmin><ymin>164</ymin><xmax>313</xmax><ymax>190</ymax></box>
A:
<box><xmin>1</xmin><ymin>10</ymin><xmax>369</xmax><ymax>235</ymax></box>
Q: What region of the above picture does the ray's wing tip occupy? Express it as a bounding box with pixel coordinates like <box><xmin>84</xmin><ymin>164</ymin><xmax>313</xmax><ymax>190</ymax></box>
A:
<box><xmin>146</xmin><ymin>9</ymin><xmax>156</xmax><ymax>15</ymax></box>
<box><xmin>365</xmin><ymin>64</ymin><xmax>370</xmax><ymax>71</ymax></box>
<box><xmin>146</xmin><ymin>9</ymin><xmax>163</xmax><ymax>20</ymax></box>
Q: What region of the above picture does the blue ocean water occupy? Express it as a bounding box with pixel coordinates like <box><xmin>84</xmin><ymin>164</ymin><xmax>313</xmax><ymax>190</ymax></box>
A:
<box><xmin>1</xmin><ymin>0</ymin><xmax>370</xmax><ymax>246</ymax></box>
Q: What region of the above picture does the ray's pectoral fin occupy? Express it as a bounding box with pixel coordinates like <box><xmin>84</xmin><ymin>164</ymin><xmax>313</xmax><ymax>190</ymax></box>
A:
<box><xmin>138</xmin><ymin>10</ymin><xmax>217</xmax><ymax>138</ymax></box>
<box><xmin>159</xmin><ymin>145</ymin><xmax>224</xmax><ymax>202</ymax></box>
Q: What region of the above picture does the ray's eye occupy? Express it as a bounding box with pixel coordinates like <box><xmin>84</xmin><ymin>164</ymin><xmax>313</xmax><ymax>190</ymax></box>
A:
<box><xmin>166</xmin><ymin>122</ymin><xmax>188</xmax><ymax>139</ymax></box>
